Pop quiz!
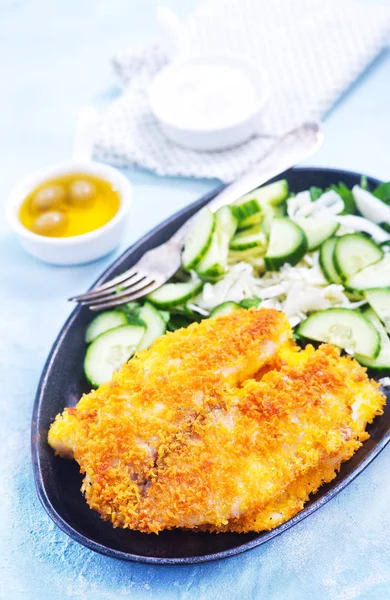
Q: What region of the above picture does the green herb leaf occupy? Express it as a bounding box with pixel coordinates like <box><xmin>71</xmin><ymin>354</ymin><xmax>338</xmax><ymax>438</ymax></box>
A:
<box><xmin>119</xmin><ymin>301</ymin><xmax>141</xmax><ymax>318</ymax></box>
<box><xmin>167</xmin><ymin>314</ymin><xmax>193</xmax><ymax>332</ymax></box>
<box><xmin>373</xmin><ymin>182</ymin><xmax>390</xmax><ymax>205</ymax></box>
<box><xmin>379</xmin><ymin>222</ymin><xmax>390</xmax><ymax>233</ymax></box>
<box><xmin>126</xmin><ymin>313</ymin><xmax>146</xmax><ymax>328</ymax></box>
<box><xmin>328</xmin><ymin>182</ymin><xmax>356</xmax><ymax>215</ymax></box>
<box><xmin>309</xmin><ymin>186</ymin><xmax>323</xmax><ymax>202</ymax></box>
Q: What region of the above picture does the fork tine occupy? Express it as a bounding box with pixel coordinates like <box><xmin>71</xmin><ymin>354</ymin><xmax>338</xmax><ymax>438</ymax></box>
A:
<box><xmin>80</xmin><ymin>275</ymin><xmax>153</xmax><ymax>307</ymax></box>
<box><xmin>71</xmin><ymin>272</ymin><xmax>146</xmax><ymax>303</ymax></box>
<box><xmin>68</xmin><ymin>268</ymin><xmax>139</xmax><ymax>301</ymax></box>
<box><xmin>87</xmin><ymin>280</ymin><xmax>161</xmax><ymax>311</ymax></box>
<box><xmin>82</xmin><ymin>276</ymin><xmax>155</xmax><ymax>307</ymax></box>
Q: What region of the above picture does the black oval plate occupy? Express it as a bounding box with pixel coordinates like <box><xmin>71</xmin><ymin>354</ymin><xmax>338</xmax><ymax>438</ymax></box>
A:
<box><xmin>32</xmin><ymin>167</ymin><xmax>390</xmax><ymax>565</ymax></box>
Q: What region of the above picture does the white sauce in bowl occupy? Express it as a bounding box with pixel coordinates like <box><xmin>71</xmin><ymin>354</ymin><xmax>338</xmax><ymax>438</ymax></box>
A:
<box><xmin>151</xmin><ymin>63</ymin><xmax>260</xmax><ymax>131</ymax></box>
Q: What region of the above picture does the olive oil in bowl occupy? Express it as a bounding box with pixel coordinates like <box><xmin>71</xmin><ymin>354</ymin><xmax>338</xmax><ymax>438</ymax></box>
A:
<box><xmin>19</xmin><ymin>173</ymin><xmax>121</xmax><ymax>238</ymax></box>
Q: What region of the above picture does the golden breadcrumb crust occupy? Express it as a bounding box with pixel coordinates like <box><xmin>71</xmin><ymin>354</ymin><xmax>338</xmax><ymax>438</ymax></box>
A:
<box><xmin>48</xmin><ymin>308</ymin><xmax>385</xmax><ymax>534</ymax></box>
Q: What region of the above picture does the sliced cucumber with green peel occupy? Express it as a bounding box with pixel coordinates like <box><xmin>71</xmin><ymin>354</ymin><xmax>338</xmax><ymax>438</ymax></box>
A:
<box><xmin>231</xmin><ymin>198</ymin><xmax>262</xmax><ymax>223</ymax></box>
<box><xmin>238</xmin><ymin>211</ymin><xmax>264</xmax><ymax>229</ymax></box>
<box><xmin>84</xmin><ymin>324</ymin><xmax>146</xmax><ymax>387</ymax></box>
<box><xmin>228</xmin><ymin>247</ymin><xmax>265</xmax><ymax>262</ymax></box>
<box><xmin>236</xmin><ymin>180</ymin><xmax>288</xmax><ymax>233</ymax></box>
<box><xmin>196</xmin><ymin>234</ymin><xmax>226</xmax><ymax>281</ymax></box>
<box><xmin>364</xmin><ymin>288</ymin><xmax>390</xmax><ymax>333</ymax></box>
<box><xmin>85</xmin><ymin>310</ymin><xmax>128</xmax><ymax>344</ymax></box>
<box><xmin>196</xmin><ymin>206</ymin><xmax>237</xmax><ymax>282</ymax></box>
<box><xmin>334</xmin><ymin>233</ymin><xmax>383</xmax><ymax>283</ymax></box>
<box><xmin>209</xmin><ymin>301</ymin><xmax>241</xmax><ymax>317</ymax></box>
<box><xmin>229</xmin><ymin>226</ymin><xmax>267</xmax><ymax>251</ymax></box>
<box><xmin>159</xmin><ymin>310</ymin><xmax>170</xmax><ymax>323</ymax></box>
<box><xmin>248</xmin><ymin>180</ymin><xmax>289</xmax><ymax>207</ymax></box>
<box><xmin>360</xmin><ymin>306</ymin><xmax>385</xmax><ymax>331</ymax></box>
<box><xmin>297</xmin><ymin>308</ymin><xmax>380</xmax><ymax>358</ymax></box>
<box><xmin>182</xmin><ymin>208</ymin><xmax>215</xmax><ymax>270</ymax></box>
<box><xmin>264</xmin><ymin>218</ymin><xmax>308</xmax><ymax>271</ymax></box>
<box><xmin>347</xmin><ymin>254</ymin><xmax>390</xmax><ymax>291</ymax></box>
<box><xmin>137</xmin><ymin>302</ymin><xmax>167</xmax><ymax>350</ymax></box>
<box><xmin>262</xmin><ymin>204</ymin><xmax>286</xmax><ymax>235</ymax></box>
<box><xmin>319</xmin><ymin>237</ymin><xmax>342</xmax><ymax>284</ymax></box>
<box><xmin>355</xmin><ymin>307</ymin><xmax>390</xmax><ymax>371</ymax></box>
<box><xmin>147</xmin><ymin>280</ymin><xmax>203</xmax><ymax>309</ymax></box>
<box><xmin>215</xmin><ymin>205</ymin><xmax>238</xmax><ymax>243</ymax></box>
<box><xmin>293</xmin><ymin>218</ymin><xmax>339</xmax><ymax>251</ymax></box>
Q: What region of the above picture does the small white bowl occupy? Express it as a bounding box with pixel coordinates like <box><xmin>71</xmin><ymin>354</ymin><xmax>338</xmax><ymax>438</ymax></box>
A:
<box><xmin>149</xmin><ymin>54</ymin><xmax>268</xmax><ymax>151</ymax></box>
<box><xmin>6</xmin><ymin>160</ymin><xmax>132</xmax><ymax>266</ymax></box>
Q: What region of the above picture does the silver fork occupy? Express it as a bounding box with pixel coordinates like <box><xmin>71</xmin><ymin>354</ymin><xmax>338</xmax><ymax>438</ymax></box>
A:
<box><xmin>69</xmin><ymin>122</ymin><xmax>324</xmax><ymax>310</ymax></box>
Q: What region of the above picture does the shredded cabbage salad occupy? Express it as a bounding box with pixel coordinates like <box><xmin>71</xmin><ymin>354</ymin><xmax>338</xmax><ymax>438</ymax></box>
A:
<box><xmin>188</xmin><ymin>183</ymin><xmax>390</xmax><ymax>327</ymax></box>
<box><xmin>191</xmin><ymin>254</ymin><xmax>365</xmax><ymax>327</ymax></box>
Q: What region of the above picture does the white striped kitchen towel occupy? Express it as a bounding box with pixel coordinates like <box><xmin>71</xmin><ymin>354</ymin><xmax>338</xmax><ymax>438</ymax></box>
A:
<box><xmin>95</xmin><ymin>0</ymin><xmax>390</xmax><ymax>182</ymax></box>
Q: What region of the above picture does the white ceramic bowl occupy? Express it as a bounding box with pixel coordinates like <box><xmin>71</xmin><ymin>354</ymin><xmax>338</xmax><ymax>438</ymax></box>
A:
<box><xmin>6</xmin><ymin>160</ymin><xmax>132</xmax><ymax>265</ymax></box>
<box><xmin>149</xmin><ymin>54</ymin><xmax>268</xmax><ymax>151</ymax></box>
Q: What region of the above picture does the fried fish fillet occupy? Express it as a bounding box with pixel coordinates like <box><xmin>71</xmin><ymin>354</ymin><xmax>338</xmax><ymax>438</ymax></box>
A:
<box><xmin>48</xmin><ymin>308</ymin><xmax>385</xmax><ymax>534</ymax></box>
<box><xmin>49</xmin><ymin>308</ymin><xmax>291</xmax><ymax>531</ymax></box>
<box><xmin>201</xmin><ymin>343</ymin><xmax>385</xmax><ymax>533</ymax></box>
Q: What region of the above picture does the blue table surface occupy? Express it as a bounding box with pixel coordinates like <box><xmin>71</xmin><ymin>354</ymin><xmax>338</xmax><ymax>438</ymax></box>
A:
<box><xmin>1</xmin><ymin>1</ymin><xmax>390</xmax><ymax>599</ymax></box>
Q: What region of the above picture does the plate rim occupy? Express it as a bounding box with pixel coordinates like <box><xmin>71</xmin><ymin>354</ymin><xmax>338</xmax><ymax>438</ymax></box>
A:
<box><xmin>31</xmin><ymin>166</ymin><xmax>390</xmax><ymax>565</ymax></box>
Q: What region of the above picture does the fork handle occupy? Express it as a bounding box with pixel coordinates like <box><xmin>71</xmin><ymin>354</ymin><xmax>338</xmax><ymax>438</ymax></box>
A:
<box><xmin>170</xmin><ymin>122</ymin><xmax>324</xmax><ymax>247</ymax></box>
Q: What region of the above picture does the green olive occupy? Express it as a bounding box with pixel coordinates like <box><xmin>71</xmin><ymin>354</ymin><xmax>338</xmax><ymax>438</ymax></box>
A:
<box><xmin>31</xmin><ymin>184</ymin><xmax>66</xmax><ymax>212</ymax></box>
<box><xmin>31</xmin><ymin>210</ymin><xmax>68</xmax><ymax>236</ymax></box>
<box><xmin>68</xmin><ymin>179</ymin><xmax>96</xmax><ymax>206</ymax></box>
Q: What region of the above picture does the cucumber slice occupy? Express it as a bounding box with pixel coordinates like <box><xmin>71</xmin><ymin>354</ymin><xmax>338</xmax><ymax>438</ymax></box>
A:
<box><xmin>264</xmin><ymin>218</ymin><xmax>308</xmax><ymax>271</ymax></box>
<box><xmin>238</xmin><ymin>212</ymin><xmax>264</xmax><ymax>229</ymax></box>
<box><xmin>249</xmin><ymin>180</ymin><xmax>289</xmax><ymax>207</ymax></box>
<box><xmin>137</xmin><ymin>302</ymin><xmax>167</xmax><ymax>350</ymax></box>
<box><xmin>334</xmin><ymin>233</ymin><xmax>383</xmax><ymax>283</ymax></box>
<box><xmin>319</xmin><ymin>238</ymin><xmax>343</xmax><ymax>284</ymax></box>
<box><xmin>364</xmin><ymin>288</ymin><xmax>390</xmax><ymax>333</ymax></box>
<box><xmin>229</xmin><ymin>226</ymin><xmax>267</xmax><ymax>251</ymax></box>
<box><xmin>240</xmin><ymin>297</ymin><xmax>262</xmax><ymax>309</ymax></box>
<box><xmin>196</xmin><ymin>206</ymin><xmax>237</xmax><ymax>282</ymax></box>
<box><xmin>355</xmin><ymin>308</ymin><xmax>390</xmax><ymax>371</ymax></box>
<box><xmin>293</xmin><ymin>218</ymin><xmax>339</xmax><ymax>251</ymax></box>
<box><xmin>148</xmin><ymin>280</ymin><xmax>203</xmax><ymax>309</ymax></box>
<box><xmin>297</xmin><ymin>308</ymin><xmax>380</xmax><ymax>358</ymax></box>
<box><xmin>159</xmin><ymin>310</ymin><xmax>170</xmax><ymax>323</ymax></box>
<box><xmin>262</xmin><ymin>204</ymin><xmax>286</xmax><ymax>235</ymax></box>
<box><xmin>85</xmin><ymin>310</ymin><xmax>128</xmax><ymax>344</ymax></box>
<box><xmin>228</xmin><ymin>247</ymin><xmax>265</xmax><ymax>262</ymax></box>
<box><xmin>196</xmin><ymin>234</ymin><xmax>226</xmax><ymax>281</ymax></box>
<box><xmin>216</xmin><ymin>205</ymin><xmax>238</xmax><ymax>244</ymax></box>
<box><xmin>84</xmin><ymin>324</ymin><xmax>146</xmax><ymax>387</ymax></box>
<box><xmin>347</xmin><ymin>254</ymin><xmax>390</xmax><ymax>291</ymax></box>
<box><xmin>361</xmin><ymin>306</ymin><xmax>385</xmax><ymax>331</ymax></box>
<box><xmin>182</xmin><ymin>208</ymin><xmax>215</xmax><ymax>271</ymax></box>
<box><xmin>209</xmin><ymin>301</ymin><xmax>241</xmax><ymax>317</ymax></box>
<box><xmin>231</xmin><ymin>198</ymin><xmax>262</xmax><ymax>223</ymax></box>
<box><xmin>236</xmin><ymin>181</ymin><xmax>288</xmax><ymax>233</ymax></box>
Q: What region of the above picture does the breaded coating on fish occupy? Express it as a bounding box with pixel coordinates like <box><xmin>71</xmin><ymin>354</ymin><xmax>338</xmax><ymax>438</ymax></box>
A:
<box><xmin>201</xmin><ymin>343</ymin><xmax>384</xmax><ymax>533</ymax></box>
<box><xmin>48</xmin><ymin>308</ymin><xmax>291</xmax><ymax>531</ymax></box>
<box><xmin>48</xmin><ymin>308</ymin><xmax>385</xmax><ymax>534</ymax></box>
